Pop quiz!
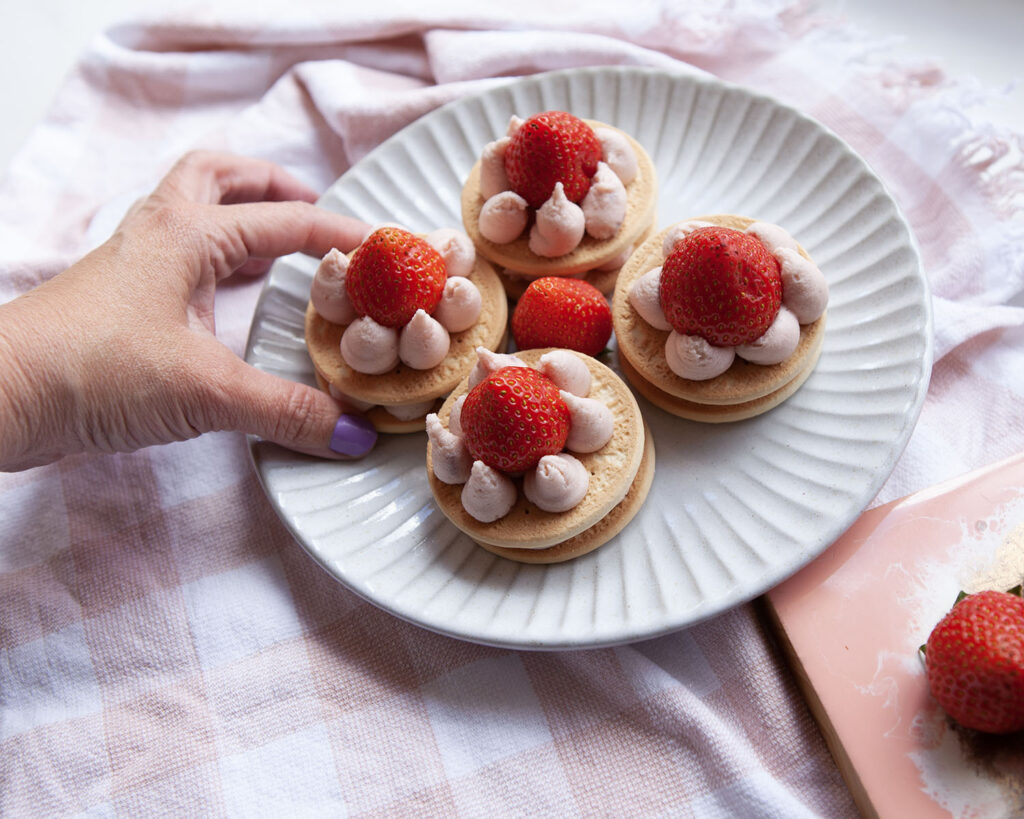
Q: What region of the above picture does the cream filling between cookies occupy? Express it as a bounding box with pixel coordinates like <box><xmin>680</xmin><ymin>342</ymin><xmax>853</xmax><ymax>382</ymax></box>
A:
<box><xmin>477</xmin><ymin>119</ymin><xmax>637</xmax><ymax>258</ymax></box>
<box><xmin>312</xmin><ymin>227</ymin><xmax>484</xmax><ymax>375</ymax></box>
<box><xmin>628</xmin><ymin>220</ymin><xmax>829</xmax><ymax>381</ymax></box>
<box><xmin>427</xmin><ymin>350</ymin><xmax>614</xmax><ymax>523</ymax></box>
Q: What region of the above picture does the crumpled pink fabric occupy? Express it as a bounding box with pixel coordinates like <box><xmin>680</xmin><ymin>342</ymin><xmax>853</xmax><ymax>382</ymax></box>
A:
<box><xmin>2</xmin><ymin>2</ymin><xmax>1022</xmax><ymax>815</ymax></box>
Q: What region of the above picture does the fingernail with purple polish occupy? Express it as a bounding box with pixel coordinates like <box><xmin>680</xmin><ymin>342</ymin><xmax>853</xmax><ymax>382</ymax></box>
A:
<box><xmin>329</xmin><ymin>414</ymin><xmax>377</xmax><ymax>457</ymax></box>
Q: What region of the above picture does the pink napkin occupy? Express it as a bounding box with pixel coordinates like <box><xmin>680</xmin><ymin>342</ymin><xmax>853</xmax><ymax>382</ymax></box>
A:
<box><xmin>2</xmin><ymin>3</ymin><xmax>1021</xmax><ymax>815</ymax></box>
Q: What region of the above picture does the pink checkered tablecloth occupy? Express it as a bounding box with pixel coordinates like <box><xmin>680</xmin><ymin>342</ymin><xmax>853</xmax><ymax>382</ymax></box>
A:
<box><xmin>2</xmin><ymin>2</ymin><xmax>1022</xmax><ymax>816</ymax></box>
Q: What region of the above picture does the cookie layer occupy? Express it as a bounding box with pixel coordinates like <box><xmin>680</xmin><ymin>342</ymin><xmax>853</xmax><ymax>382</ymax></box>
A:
<box><xmin>618</xmin><ymin>342</ymin><xmax>822</xmax><ymax>423</ymax></box>
<box><xmin>461</xmin><ymin>121</ymin><xmax>657</xmax><ymax>278</ymax></box>
<box><xmin>427</xmin><ymin>348</ymin><xmax>648</xmax><ymax>553</ymax></box>
<box><xmin>612</xmin><ymin>214</ymin><xmax>827</xmax><ymax>412</ymax></box>
<box><xmin>474</xmin><ymin>422</ymin><xmax>654</xmax><ymax>563</ymax></box>
<box><xmin>305</xmin><ymin>252</ymin><xmax>508</xmax><ymax>407</ymax></box>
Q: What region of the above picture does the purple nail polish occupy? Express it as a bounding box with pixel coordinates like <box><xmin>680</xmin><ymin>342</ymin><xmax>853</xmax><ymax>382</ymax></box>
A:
<box><xmin>329</xmin><ymin>414</ymin><xmax>377</xmax><ymax>456</ymax></box>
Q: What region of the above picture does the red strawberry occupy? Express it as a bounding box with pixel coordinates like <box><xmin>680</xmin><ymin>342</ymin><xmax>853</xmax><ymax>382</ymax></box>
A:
<box><xmin>924</xmin><ymin>588</ymin><xmax>1024</xmax><ymax>734</ymax></box>
<box><xmin>504</xmin><ymin>111</ymin><xmax>602</xmax><ymax>209</ymax></box>
<box><xmin>511</xmin><ymin>277</ymin><xmax>612</xmax><ymax>357</ymax></box>
<box><xmin>461</xmin><ymin>366</ymin><xmax>570</xmax><ymax>473</ymax></box>
<box><xmin>345</xmin><ymin>227</ymin><xmax>446</xmax><ymax>327</ymax></box>
<box><xmin>659</xmin><ymin>226</ymin><xmax>782</xmax><ymax>347</ymax></box>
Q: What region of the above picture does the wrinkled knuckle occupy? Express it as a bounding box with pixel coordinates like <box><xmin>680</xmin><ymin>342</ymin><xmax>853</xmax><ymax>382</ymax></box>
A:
<box><xmin>186</xmin><ymin>371</ymin><xmax>235</xmax><ymax>434</ymax></box>
<box><xmin>140</xmin><ymin>201</ymin><xmax>203</xmax><ymax>253</ymax></box>
<box><xmin>270</xmin><ymin>382</ymin><xmax>324</xmax><ymax>443</ymax></box>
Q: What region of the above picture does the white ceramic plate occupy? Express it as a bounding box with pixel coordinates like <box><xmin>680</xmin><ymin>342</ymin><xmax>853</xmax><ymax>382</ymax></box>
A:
<box><xmin>246</xmin><ymin>66</ymin><xmax>932</xmax><ymax>649</ymax></box>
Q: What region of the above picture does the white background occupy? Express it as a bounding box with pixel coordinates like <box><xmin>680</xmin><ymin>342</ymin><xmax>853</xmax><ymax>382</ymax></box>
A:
<box><xmin>1</xmin><ymin>0</ymin><xmax>1022</xmax><ymax>172</ymax></box>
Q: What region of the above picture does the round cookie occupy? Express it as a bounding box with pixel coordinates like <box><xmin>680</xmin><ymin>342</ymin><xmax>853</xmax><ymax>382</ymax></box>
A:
<box><xmin>306</xmin><ymin>252</ymin><xmax>508</xmax><ymax>429</ymax></box>
<box><xmin>612</xmin><ymin>214</ymin><xmax>827</xmax><ymax>421</ymax></box>
<box><xmin>427</xmin><ymin>348</ymin><xmax>651</xmax><ymax>562</ymax></box>
<box><xmin>461</xmin><ymin>120</ymin><xmax>658</xmax><ymax>279</ymax></box>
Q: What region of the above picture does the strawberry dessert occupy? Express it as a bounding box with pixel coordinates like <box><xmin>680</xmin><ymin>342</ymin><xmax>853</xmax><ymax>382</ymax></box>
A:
<box><xmin>461</xmin><ymin>110</ymin><xmax>657</xmax><ymax>297</ymax></box>
<box><xmin>426</xmin><ymin>347</ymin><xmax>652</xmax><ymax>563</ymax></box>
<box><xmin>924</xmin><ymin>587</ymin><xmax>1024</xmax><ymax>734</ymax></box>
<box><xmin>305</xmin><ymin>224</ymin><xmax>507</xmax><ymax>432</ymax></box>
<box><xmin>612</xmin><ymin>214</ymin><xmax>828</xmax><ymax>423</ymax></box>
<box><xmin>511</xmin><ymin>277</ymin><xmax>612</xmax><ymax>357</ymax></box>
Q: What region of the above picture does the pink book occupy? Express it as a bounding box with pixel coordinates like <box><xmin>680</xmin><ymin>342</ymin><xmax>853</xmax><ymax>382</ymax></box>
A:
<box><xmin>765</xmin><ymin>453</ymin><xmax>1024</xmax><ymax>818</ymax></box>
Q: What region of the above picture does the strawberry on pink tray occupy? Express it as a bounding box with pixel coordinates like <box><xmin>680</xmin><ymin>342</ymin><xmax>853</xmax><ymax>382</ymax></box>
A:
<box><xmin>765</xmin><ymin>452</ymin><xmax>1024</xmax><ymax>818</ymax></box>
<box><xmin>923</xmin><ymin>587</ymin><xmax>1024</xmax><ymax>735</ymax></box>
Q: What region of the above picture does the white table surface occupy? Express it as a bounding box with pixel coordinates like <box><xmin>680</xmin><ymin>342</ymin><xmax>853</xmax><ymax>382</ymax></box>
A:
<box><xmin>2</xmin><ymin>1</ymin><xmax>1022</xmax><ymax>176</ymax></box>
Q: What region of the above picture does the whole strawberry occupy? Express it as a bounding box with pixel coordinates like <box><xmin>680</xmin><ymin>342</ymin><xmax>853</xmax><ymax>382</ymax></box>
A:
<box><xmin>511</xmin><ymin>277</ymin><xmax>612</xmax><ymax>357</ymax></box>
<box><xmin>924</xmin><ymin>588</ymin><xmax>1024</xmax><ymax>734</ymax></box>
<box><xmin>504</xmin><ymin>111</ymin><xmax>602</xmax><ymax>209</ymax></box>
<box><xmin>346</xmin><ymin>227</ymin><xmax>446</xmax><ymax>327</ymax></box>
<box><xmin>659</xmin><ymin>226</ymin><xmax>782</xmax><ymax>347</ymax></box>
<box><xmin>461</xmin><ymin>366</ymin><xmax>570</xmax><ymax>473</ymax></box>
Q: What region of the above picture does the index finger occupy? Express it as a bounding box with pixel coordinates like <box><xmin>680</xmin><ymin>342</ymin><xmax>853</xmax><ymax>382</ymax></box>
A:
<box><xmin>160</xmin><ymin>150</ymin><xmax>321</xmax><ymax>206</ymax></box>
<box><xmin>207</xmin><ymin>200</ymin><xmax>372</xmax><ymax>274</ymax></box>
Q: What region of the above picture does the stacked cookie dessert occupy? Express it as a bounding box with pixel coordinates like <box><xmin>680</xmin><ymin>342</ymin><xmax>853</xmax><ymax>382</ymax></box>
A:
<box><xmin>613</xmin><ymin>214</ymin><xmax>828</xmax><ymax>422</ymax></box>
<box><xmin>461</xmin><ymin>110</ymin><xmax>657</xmax><ymax>297</ymax></box>
<box><xmin>305</xmin><ymin>225</ymin><xmax>507</xmax><ymax>432</ymax></box>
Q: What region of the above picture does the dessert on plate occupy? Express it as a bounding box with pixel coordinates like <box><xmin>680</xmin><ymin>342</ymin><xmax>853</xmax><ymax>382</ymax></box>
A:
<box><xmin>305</xmin><ymin>225</ymin><xmax>507</xmax><ymax>432</ymax></box>
<box><xmin>460</xmin><ymin>110</ymin><xmax>657</xmax><ymax>297</ymax></box>
<box><xmin>426</xmin><ymin>347</ymin><xmax>653</xmax><ymax>563</ymax></box>
<box><xmin>612</xmin><ymin>214</ymin><xmax>829</xmax><ymax>422</ymax></box>
<box><xmin>510</xmin><ymin>276</ymin><xmax>612</xmax><ymax>358</ymax></box>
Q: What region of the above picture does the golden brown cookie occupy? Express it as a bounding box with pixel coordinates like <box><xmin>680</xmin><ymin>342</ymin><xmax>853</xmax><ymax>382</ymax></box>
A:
<box><xmin>306</xmin><ymin>252</ymin><xmax>508</xmax><ymax>431</ymax></box>
<box><xmin>612</xmin><ymin>214</ymin><xmax>827</xmax><ymax>422</ymax></box>
<box><xmin>461</xmin><ymin>120</ymin><xmax>657</xmax><ymax>280</ymax></box>
<box><xmin>426</xmin><ymin>348</ymin><xmax>652</xmax><ymax>562</ymax></box>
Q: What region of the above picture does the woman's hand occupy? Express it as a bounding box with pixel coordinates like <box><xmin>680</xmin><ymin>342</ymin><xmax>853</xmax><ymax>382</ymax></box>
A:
<box><xmin>0</xmin><ymin>151</ymin><xmax>378</xmax><ymax>471</ymax></box>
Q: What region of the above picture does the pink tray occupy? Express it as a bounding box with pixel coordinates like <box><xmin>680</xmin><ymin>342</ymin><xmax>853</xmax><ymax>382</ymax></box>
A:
<box><xmin>765</xmin><ymin>453</ymin><xmax>1024</xmax><ymax>818</ymax></box>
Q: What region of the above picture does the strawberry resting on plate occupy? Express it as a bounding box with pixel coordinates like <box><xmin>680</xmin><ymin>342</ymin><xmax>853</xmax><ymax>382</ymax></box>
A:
<box><xmin>511</xmin><ymin>277</ymin><xmax>612</xmax><ymax>357</ymax></box>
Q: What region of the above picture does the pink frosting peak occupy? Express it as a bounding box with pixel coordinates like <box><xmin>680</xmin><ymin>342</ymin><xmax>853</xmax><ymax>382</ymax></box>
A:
<box><xmin>523</xmin><ymin>453</ymin><xmax>590</xmax><ymax>513</ymax></box>
<box><xmin>461</xmin><ymin>461</ymin><xmax>517</xmax><ymax>522</ymax></box>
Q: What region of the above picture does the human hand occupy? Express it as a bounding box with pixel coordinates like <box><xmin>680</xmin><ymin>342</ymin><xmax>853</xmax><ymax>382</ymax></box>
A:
<box><xmin>0</xmin><ymin>151</ymin><xmax>378</xmax><ymax>472</ymax></box>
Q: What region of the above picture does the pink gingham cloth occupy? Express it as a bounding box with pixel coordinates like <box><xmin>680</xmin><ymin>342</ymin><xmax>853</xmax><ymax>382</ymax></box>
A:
<box><xmin>2</xmin><ymin>2</ymin><xmax>1022</xmax><ymax>815</ymax></box>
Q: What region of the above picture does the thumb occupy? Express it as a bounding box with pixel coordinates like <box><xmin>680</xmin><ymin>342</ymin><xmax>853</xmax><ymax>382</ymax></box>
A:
<box><xmin>217</xmin><ymin>361</ymin><xmax>378</xmax><ymax>459</ymax></box>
